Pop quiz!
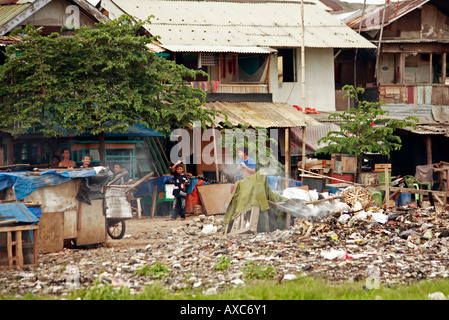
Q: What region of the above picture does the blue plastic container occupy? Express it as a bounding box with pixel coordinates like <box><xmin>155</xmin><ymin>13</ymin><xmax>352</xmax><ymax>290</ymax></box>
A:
<box><xmin>396</xmin><ymin>193</ymin><xmax>412</xmax><ymax>206</ymax></box>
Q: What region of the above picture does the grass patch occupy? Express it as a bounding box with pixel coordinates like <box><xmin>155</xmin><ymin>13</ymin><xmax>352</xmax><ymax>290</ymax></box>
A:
<box><xmin>4</xmin><ymin>276</ymin><xmax>449</xmax><ymax>300</ymax></box>
<box><xmin>135</xmin><ymin>261</ymin><xmax>170</xmax><ymax>279</ymax></box>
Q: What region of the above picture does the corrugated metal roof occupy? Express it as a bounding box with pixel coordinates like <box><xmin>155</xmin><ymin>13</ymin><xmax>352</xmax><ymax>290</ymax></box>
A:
<box><xmin>381</xmin><ymin>103</ymin><xmax>436</xmax><ymax>123</ymax></box>
<box><xmin>110</xmin><ymin>0</ymin><xmax>375</xmax><ymax>50</ymax></box>
<box><xmin>345</xmin><ymin>0</ymin><xmax>430</xmax><ymax>31</ymax></box>
<box><xmin>0</xmin><ymin>2</ymin><xmax>31</xmax><ymax>29</ymax></box>
<box><xmin>161</xmin><ymin>45</ymin><xmax>275</xmax><ymax>54</ymax></box>
<box><xmin>205</xmin><ymin>101</ymin><xmax>322</xmax><ymax>128</ymax></box>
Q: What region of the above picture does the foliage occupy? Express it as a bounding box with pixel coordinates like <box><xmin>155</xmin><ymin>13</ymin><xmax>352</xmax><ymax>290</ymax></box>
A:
<box><xmin>0</xmin><ymin>15</ymin><xmax>220</xmax><ymax>164</ymax></box>
<box><xmin>73</xmin><ymin>279</ymin><xmax>133</xmax><ymax>300</ymax></box>
<box><xmin>315</xmin><ymin>85</ymin><xmax>418</xmax><ymax>159</ymax></box>
<box><xmin>135</xmin><ymin>261</ymin><xmax>170</xmax><ymax>279</ymax></box>
<box><xmin>219</xmin><ymin>124</ymin><xmax>282</xmax><ymax>174</ymax></box>
<box><xmin>213</xmin><ymin>256</ymin><xmax>232</xmax><ymax>271</ymax></box>
<box><xmin>241</xmin><ymin>259</ymin><xmax>277</xmax><ymax>280</ymax></box>
<box><xmin>7</xmin><ymin>277</ymin><xmax>449</xmax><ymax>300</ymax></box>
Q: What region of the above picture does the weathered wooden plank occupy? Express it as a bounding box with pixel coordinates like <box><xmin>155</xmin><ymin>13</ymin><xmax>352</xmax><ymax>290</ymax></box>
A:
<box><xmin>76</xmin><ymin>199</ymin><xmax>106</xmax><ymax>246</ymax></box>
<box><xmin>38</xmin><ymin>212</ymin><xmax>64</xmax><ymax>253</ymax></box>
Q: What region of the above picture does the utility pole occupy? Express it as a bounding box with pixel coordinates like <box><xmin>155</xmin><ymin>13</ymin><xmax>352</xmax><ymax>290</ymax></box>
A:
<box><xmin>300</xmin><ymin>0</ymin><xmax>306</xmax><ymax>176</ymax></box>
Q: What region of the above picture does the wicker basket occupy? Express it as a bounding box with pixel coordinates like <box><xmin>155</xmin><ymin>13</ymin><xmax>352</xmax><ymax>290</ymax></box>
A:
<box><xmin>341</xmin><ymin>186</ymin><xmax>373</xmax><ymax>209</ymax></box>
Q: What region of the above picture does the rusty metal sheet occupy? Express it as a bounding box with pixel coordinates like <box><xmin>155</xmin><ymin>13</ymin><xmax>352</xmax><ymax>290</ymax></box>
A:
<box><xmin>346</xmin><ymin>0</ymin><xmax>430</xmax><ymax>31</ymax></box>
<box><xmin>104</xmin><ymin>187</ymin><xmax>133</xmax><ymax>219</ymax></box>
<box><xmin>205</xmin><ymin>101</ymin><xmax>322</xmax><ymax>128</ymax></box>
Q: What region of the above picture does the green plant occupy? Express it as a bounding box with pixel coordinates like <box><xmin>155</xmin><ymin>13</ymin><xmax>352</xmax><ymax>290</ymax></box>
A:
<box><xmin>316</xmin><ymin>85</ymin><xmax>418</xmax><ymax>170</ymax></box>
<box><xmin>213</xmin><ymin>256</ymin><xmax>232</xmax><ymax>271</ymax></box>
<box><xmin>219</xmin><ymin>124</ymin><xmax>282</xmax><ymax>175</ymax></box>
<box><xmin>0</xmin><ymin>15</ymin><xmax>220</xmax><ymax>165</ymax></box>
<box><xmin>241</xmin><ymin>259</ymin><xmax>277</xmax><ymax>280</ymax></box>
<box><xmin>135</xmin><ymin>261</ymin><xmax>170</xmax><ymax>279</ymax></box>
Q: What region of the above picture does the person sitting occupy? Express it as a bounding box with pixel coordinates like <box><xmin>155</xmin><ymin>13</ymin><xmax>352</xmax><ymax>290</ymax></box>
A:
<box><xmin>58</xmin><ymin>148</ymin><xmax>76</xmax><ymax>168</ymax></box>
<box><xmin>80</xmin><ymin>154</ymin><xmax>92</xmax><ymax>168</ymax></box>
<box><xmin>111</xmin><ymin>164</ymin><xmax>125</xmax><ymax>185</ymax></box>
<box><xmin>50</xmin><ymin>155</ymin><xmax>60</xmax><ymax>168</ymax></box>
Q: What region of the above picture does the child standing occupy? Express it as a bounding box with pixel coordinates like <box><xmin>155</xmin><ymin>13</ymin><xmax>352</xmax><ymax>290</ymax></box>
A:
<box><xmin>169</xmin><ymin>161</ymin><xmax>190</xmax><ymax>221</ymax></box>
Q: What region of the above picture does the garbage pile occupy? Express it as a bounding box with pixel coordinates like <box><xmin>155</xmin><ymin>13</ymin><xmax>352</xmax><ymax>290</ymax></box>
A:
<box><xmin>171</xmin><ymin>214</ymin><xmax>224</xmax><ymax>236</ymax></box>
<box><xmin>271</xmin><ymin>185</ymin><xmax>449</xmax><ymax>284</ymax></box>
<box><xmin>2</xmin><ymin>186</ymin><xmax>449</xmax><ymax>298</ymax></box>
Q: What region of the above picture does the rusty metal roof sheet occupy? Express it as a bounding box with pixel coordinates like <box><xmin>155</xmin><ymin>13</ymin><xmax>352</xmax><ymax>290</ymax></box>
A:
<box><xmin>345</xmin><ymin>0</ymin><xmax>430</xmax><ymax>31</ymax></box>
<box><xmin>205</xmin><ymin>101</ymin><xmax>322</xmax><ymax>128</ymax></box>
<box><xmin>109</xmin><ymin>0</ymin><xmax>375</xmax><ymax>50</ymax></box>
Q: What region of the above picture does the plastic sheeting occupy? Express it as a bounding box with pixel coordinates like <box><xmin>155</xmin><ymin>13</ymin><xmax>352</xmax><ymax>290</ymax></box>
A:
<box><xmin>0</xmin><ymin>168</ymin><xmax>100</xmax><ymax>200</ymax></box>
<box><xmin>0</xmin><ymin>203</ymin><xmax>39</xmax><ymax>224</ymax></box>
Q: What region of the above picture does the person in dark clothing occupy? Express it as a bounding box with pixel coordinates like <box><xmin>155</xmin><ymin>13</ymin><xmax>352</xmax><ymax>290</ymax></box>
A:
<box><xmin>169</xmin><ymin>161</ymin><xmax>190</xmax><ymax>221</ymax></box>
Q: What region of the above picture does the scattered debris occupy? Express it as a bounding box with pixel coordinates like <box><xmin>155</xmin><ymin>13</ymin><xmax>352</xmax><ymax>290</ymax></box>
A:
<box><xmin>2</xmin><ymin>185</ymin><xmax>449</xmax><ymax>298</ymax></box>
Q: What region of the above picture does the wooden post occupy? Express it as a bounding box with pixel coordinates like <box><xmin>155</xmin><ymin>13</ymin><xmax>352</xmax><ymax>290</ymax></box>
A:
<box><xmin>285</xmin><ymin>128</ymin><xmax>290</xmax><ymax>188</ymax></box>
<box><xmin>426</xmin><ymin>136</ymin><xmax>432</xmax><ymax>165</ymax></box>
<box><xmin>384</xmin><ymin>166</ymin><xmax>390</xmax><ymax>208</ymax></box>
<box><xmin>137</xmin><ymin>198</ymin><xmax>142</xmax><ymax>219</ymax></box>
<box><xmin>212</xmin><ymin>127</ymin><xmax>220</xmax><ymax>182</ymax></box>
<box><xmin>150</xmin><ymin>185</ymin><xmax>157</xmax><ymax>218</ymax></box>
<box><xmin>375</xmin><ymin>0</ymin><xmax>388</xmax><ymax>83</ymax></box>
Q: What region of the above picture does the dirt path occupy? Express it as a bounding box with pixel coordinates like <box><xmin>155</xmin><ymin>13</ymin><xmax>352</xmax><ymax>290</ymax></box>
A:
<box><xmin>106</xmin><ymin>215</ymin><xmax>196</xmax><ymax>248</ymax></box>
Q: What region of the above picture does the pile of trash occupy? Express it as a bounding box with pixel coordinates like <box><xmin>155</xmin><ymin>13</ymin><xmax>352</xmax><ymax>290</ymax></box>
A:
<box><xmin>2</xmin><ymin>186</ymin><xmax>449</xmax><ymax>299</ymax></box>
<box><xmin>171</xmin><ymin>214</ymin><xmax>224</xmax><ymax>236</ymax></box>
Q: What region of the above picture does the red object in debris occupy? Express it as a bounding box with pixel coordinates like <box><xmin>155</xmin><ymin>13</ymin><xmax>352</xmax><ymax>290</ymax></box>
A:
<box><xmin>305</xmin><ymin>107</ymin><xmax>320</xmax><ymax>114</ymax></box>
<box><xmin>293</xmin><ymin>105</ymin><xmax>302</xmax><ymax>111</ymax></box>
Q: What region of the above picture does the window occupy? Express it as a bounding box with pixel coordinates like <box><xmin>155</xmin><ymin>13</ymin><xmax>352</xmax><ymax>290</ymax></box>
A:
<box><xmin>277</xmin><ymin>49</ymin><xmax>296</xmax><ymax>82</ymax></box>
<box><xmin>404</xmin><ymin>53</ymin><xmax>430</xmax><ymax>84</ymax></box>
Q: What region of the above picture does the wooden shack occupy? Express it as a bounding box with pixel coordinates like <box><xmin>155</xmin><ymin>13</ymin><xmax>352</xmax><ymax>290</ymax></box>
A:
<box><xmin>0</xmin><ymin>169</ymin><xmax>108</xmax><ymax>253</ymax></box>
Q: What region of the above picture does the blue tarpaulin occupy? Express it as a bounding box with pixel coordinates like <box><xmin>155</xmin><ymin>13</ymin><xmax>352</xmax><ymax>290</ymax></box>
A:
<box><xmin>0</xmin><ymin>169</ymin><xmax>98</xmax><ymax>200</ymax></box>
<box><xmin>133</xmin><ymin>176</ymin><xmax>174</xmax><ymax>198</ymax></box>
<box><xmin>0</xmin><ymin>203</ymin><xmax>39</xmax><ymax>224</ymax></box>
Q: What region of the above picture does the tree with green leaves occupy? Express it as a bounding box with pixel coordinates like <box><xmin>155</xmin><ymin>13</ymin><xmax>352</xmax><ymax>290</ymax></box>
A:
<box><xmin>0</xmin><ymin>15</ymin><xmax>219</xmax><ymax>165</ymax></box>
<box><xmin>315</xmin><ymin>85</ymin><xmax>418</xmax><ymax>171</ymax></box>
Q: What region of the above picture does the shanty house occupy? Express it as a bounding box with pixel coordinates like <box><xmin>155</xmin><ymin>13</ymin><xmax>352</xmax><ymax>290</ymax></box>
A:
<box><xmin>334</xmin><ymin>0</ymin><xmax>449</xmax><ymax>174</ymax></box>
<box><xmin>340</xmin><ymin>0</ymin><xmax>449</xmax><ymax>105</ymax></box>
<box><xmin>0</xmin><ymin>0</ymin><xmax>170</xmax><ymax>182</ymax></box>
<box><xmin>97</xmin><ymin>0</ymin><xmax>375</xmax><ymax>177</ymax></box>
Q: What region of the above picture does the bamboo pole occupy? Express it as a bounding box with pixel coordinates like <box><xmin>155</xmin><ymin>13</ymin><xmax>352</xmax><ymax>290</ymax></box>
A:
<box><xmin>300</xmin><ymin>0</ymin><xmax>307</xmax><ymax>177</ymax></box>
<box><xmin>298</xmin><ymin>168</ymin><xmax>361</xmax><ymax>186</ymax></box>
<box><xmin>375</xmin><ymin>0</ymin><xmax>388</xmax><ymax>83</ymax></box>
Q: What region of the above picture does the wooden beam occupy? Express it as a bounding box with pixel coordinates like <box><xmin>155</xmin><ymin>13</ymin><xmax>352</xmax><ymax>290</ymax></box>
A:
<box><xmin>285</xmin><ymin>128</ymin><xmax>290</xmax><ymax>188</ymax></box>
<box><xmin>426</xmin><ymin>136</ymin><xmax>432</xmax><ymax>165</ymax></box>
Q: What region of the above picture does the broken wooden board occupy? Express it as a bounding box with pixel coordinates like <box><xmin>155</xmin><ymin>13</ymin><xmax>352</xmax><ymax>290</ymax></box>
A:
<box><xmin>76</xmin><ymin>199</ymin><xmax>106</xmax><ymax>246</ymax></box>
<box><xmin>225</xmin><ymin>206</ymin><xmax>260</xmax><ymax>235</ymax></box>
<box><xmin>38</xmin><ymin>212</ymin><xmax>64</xmax><ymax>253</ymax></box>
<box><xmin>225</xmin><ymin>206</ymin><xmax>281</xmax><ymax>235</ymax></box>
<box><xmin>197</xmin><ymin>183</ymin><xmax>234</xmax><ymax>215</ymax></box>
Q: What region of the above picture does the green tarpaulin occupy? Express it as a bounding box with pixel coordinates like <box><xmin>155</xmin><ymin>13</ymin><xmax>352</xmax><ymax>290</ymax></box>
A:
<box><xmin>224</xmin><ymin>172</ymin><xmax>287</xmax><ymax>224</ymax></box>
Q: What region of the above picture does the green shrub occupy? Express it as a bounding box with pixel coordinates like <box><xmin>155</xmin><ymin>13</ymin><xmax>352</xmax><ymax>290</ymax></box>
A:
<box><xmin>241</xmin><ymin>260</ymin><xmax>277</xmax><ymax>280</ymax></box>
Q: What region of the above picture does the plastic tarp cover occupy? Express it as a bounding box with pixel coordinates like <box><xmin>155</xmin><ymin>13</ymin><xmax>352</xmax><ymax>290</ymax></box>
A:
<box><xmin>224</xmin><ymin>172</ymin><xmax>287</xmax><ymax>224</ymax></box>
<box><xmin>0</xmin><ymin>203</ymin><xmax>39</xmax><ymax>224</ymax></box>
<box><xmin>133</xmin><ymin>176</ymin><xmax>174</xmax><ymax>198</ymax></box>
<box><xmin>0</xmin><ymin>169</ymin><xmax>99</xmax><ymax>200</ymax></box>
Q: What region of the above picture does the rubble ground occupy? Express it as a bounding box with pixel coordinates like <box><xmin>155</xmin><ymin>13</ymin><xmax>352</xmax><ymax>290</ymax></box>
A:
<box><xmin>2</xmin><ymin>201</ymin><xmax>449</xmax><ymax>299</ymax></box>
